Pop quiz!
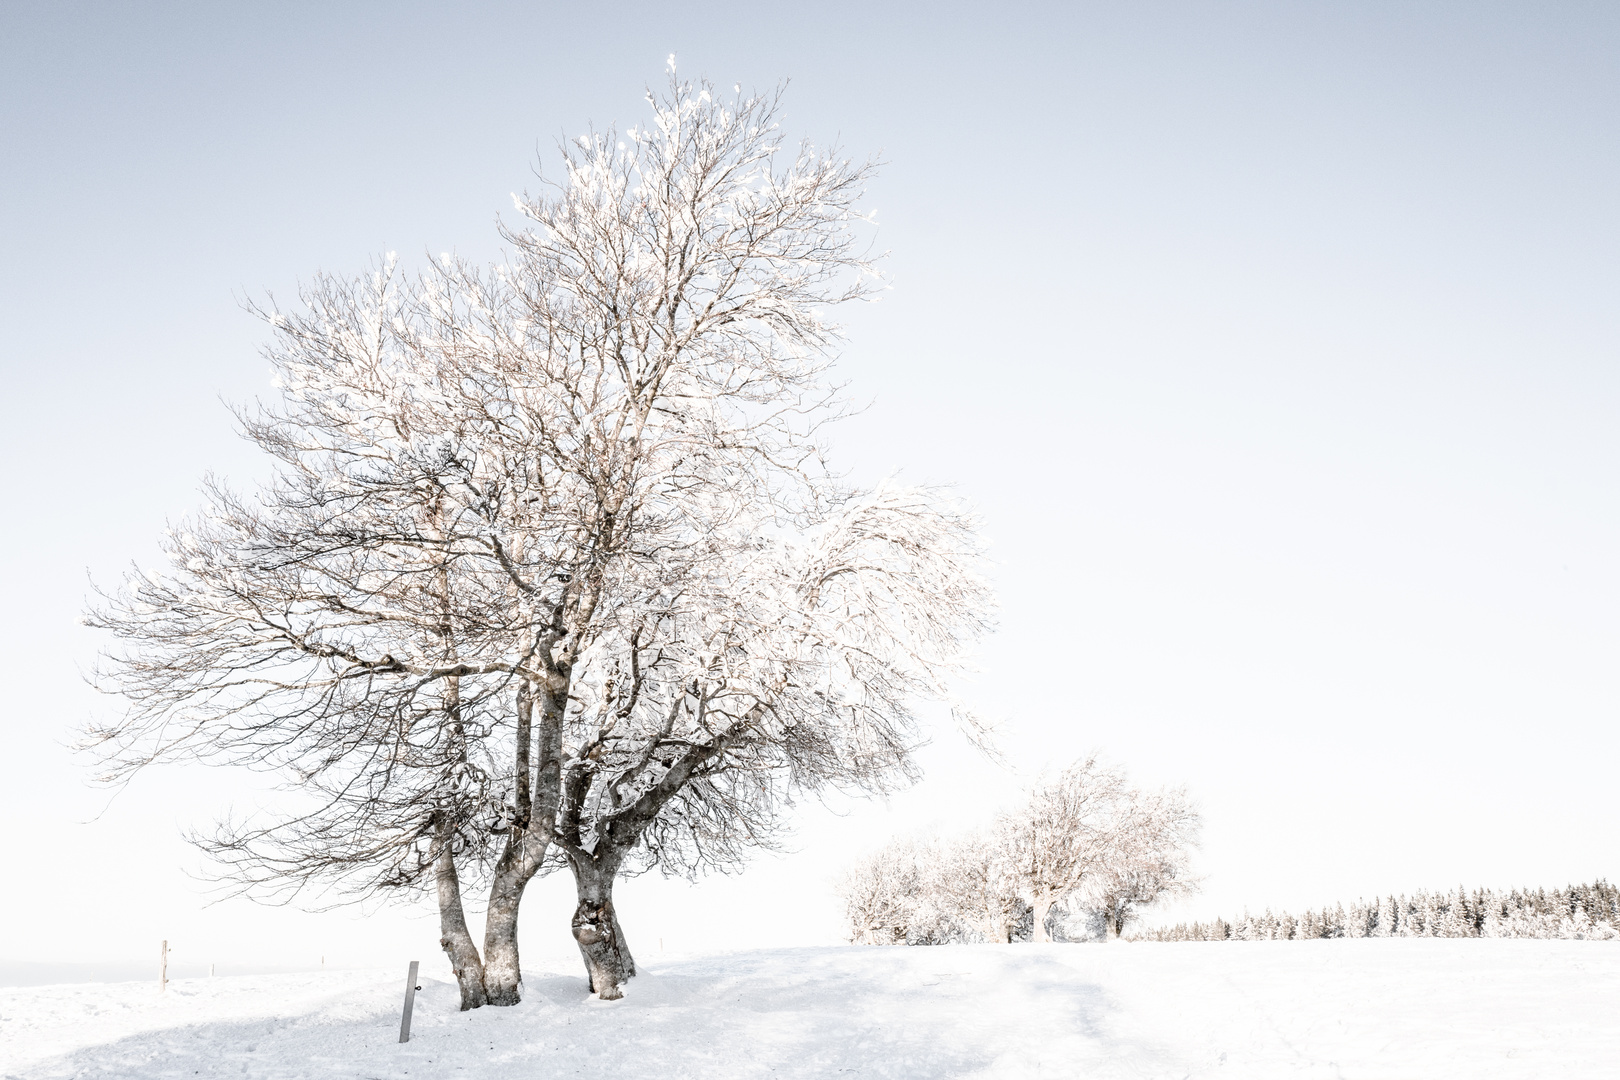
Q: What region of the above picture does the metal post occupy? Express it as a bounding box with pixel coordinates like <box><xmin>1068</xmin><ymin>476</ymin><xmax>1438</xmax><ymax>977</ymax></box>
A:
<box><xmin>160</xmin><ymin>940</ymin><xmax>168</xmax><ymax>993</ymax></box>
<box><xmin>398</xmin><ymin>960</ymin><xmax>420</xmax><ymax>1043</ymax></box>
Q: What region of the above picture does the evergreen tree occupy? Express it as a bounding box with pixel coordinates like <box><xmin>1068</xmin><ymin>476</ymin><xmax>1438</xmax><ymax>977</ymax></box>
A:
<box><xmin>1137</xmin><ymin>881</ymin><xmax>1620</xmax><ymax>942</ymax></box>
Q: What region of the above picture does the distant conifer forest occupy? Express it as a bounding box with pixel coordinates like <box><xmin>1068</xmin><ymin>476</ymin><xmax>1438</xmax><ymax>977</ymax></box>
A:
<box><xmin>1142</xmin><ymin>882</ymin><xmax>1618</xmax><ymax>941</ymax></box>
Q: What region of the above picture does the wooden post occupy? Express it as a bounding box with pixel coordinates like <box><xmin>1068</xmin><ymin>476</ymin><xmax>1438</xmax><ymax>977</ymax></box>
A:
<box><xmin>398</xmin><ymin>961</ymin><xmax>420</xmax><ymax>1043</ymax></box>
<box><xmin>160</xmin><ymin>940</ymin><xmax>168</xmax><ymax>993</ymax></box>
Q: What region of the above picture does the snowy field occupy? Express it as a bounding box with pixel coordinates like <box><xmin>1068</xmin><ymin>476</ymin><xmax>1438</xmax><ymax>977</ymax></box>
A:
<box><xmin>3</xmin><ymin>941</ymin><xmax>1617</xmax><ymax>1079</ymax></box>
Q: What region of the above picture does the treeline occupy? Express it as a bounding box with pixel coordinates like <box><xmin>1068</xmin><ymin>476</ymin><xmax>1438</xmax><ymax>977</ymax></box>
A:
<box><xmin>1141</xmin><ymin>881</ymin><xmax>1620</xmax><ymax>941</ymax></box>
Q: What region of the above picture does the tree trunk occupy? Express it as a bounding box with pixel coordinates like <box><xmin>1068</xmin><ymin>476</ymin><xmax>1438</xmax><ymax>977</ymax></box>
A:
<box><xmin>435</xmin><ymin>834</ymin><xmax>488</xmax><ymax>1011</ymax></box>
<box><xmin>480</xmin><ymin>683</ymin><xmax>559</xmax><ymax>1006</ymax></box>
<box><xmin>483</xmin><ymin>824</ymin><xmax>553</xmax><ymax>1004</ymax></box>
<box><xmin>429</xmin><ymin>584</ymin><xmax>487</xmax><ymax>1010</ymax></box>
<box><xmin>569</xmin><ymin>856</ymin><xmax>632</xmax><ymax>999</ymax></box>
<box><xmin>552</xmin><ymin>735</ymin><xmax>714</xmax><ymax>999</ymax></box>
<box><xmin>1030</xmin><ymin>897</ymin><xmax>1054</xmax><ymax>943</ymax></box>
<box><xmin>480</xmin><ymin>852</ymin><xmax>528</xmax><ymax>1006</ymax></box>
<box><xmin>1102</xmin><ymin>897</ymin><xmax>1127</xmax><ymax>940</ymax></box>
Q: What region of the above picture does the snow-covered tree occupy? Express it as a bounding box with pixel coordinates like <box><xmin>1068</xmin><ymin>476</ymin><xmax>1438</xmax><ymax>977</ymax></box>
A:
<box><xmin>87</xmin><ymin>66</ymin><xmax>993</xmax><ymax>1005</ymax></box>
<box><xmin>838</xmin><ymin>836</ymin><xmax>937</xmax><ymax>945</ymax></box>
<box><xmin>836</xmin><ymin>830</ymin><xmax>1024</xmax><ymax>946</ymax></box>
<box><xmin>927</xmin><ymin>830</ymin><xmax>1028</xmax><ymax>943</ymax></box>
<box><xmin>487</xmin><ymin>69</ymin><xmax>990</xmax><ymax>999</ymax></box>
<box><xmin>84</xmin><ymin>257</ymin><xmax>590</xmax><ymax>1010</ymax></box>
<box><xmin>1089</xmin><ymin>785</ymin><xmax>1201</xmax><ymax>938</ymax></box>
<box><xmin>551</xmin><ymin>481</ymin><xmax>989</xmax><ymax>995</ymax></box>
<box><xmin>839</xmin><ymin>759</ymin><xmax>1200</xmax><ymax>947</ymax></box>
<box><xmin>1139</xmin><ymin>881</ymin><xmax>1620</xmax><ymax>942</ymax></box>
<box><xmin>999</xmin><ymin>757</ymin><xmax>1132</xmax><ymax>943</ymax></box>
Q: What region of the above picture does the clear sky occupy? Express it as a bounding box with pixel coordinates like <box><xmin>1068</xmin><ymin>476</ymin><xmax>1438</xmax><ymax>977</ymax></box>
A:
<box><xmin>3</xmin><ymin>1</ymin><xmax>1617</xmax><ymax>975</ymax></box>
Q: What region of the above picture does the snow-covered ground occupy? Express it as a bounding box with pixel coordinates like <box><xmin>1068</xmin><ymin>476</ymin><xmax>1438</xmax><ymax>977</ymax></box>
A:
<box><xmin>3</xmin><ymin>940</ymin><xmax>1616</xmax><ymax>1079</ymax></box>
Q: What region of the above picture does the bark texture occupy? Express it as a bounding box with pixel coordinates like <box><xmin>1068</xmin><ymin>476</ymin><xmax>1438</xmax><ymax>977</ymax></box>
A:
<box><xmin>481</xmin><ymin>685</ymin><xmax>564</xmax><ymax>1005</ymax></box>
<box><xmin>480</xmin><ymin>881</ymin><xmax>526</xmax><ymax>1006</ymax></box>
<box><xmin>569</xmin><ymin>857</ymin><xmax>634</xmax><ymax>999</ymax></box>
<box><xmin>435</xmin><ymin>837</ymin><xmax>489</xmax><ymax>1010</ymax></box>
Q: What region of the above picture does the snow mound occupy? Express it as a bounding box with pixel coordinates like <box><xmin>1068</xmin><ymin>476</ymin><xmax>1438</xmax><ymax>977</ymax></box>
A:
<box><xmin>3</xmin><ymin>940</ymin><xmax>1617</xmax><ymax>1078</ymax></box>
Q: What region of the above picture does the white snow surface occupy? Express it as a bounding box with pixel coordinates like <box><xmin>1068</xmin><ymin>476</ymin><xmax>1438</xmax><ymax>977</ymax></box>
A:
<box><xmin>3</xmin><ymin>941</ymin><xmax>1616</xmax><ymax>1078</ymax></box>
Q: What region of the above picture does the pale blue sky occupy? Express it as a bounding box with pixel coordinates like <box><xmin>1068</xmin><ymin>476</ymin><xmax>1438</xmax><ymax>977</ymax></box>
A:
<box><xmin>3</xmin><ymin>2</ymin><xmax>1618</xmax><ymax>970</ymax></box>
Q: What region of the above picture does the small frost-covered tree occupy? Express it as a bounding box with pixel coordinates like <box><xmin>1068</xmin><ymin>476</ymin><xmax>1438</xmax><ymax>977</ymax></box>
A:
<box><xmin>838</xmin><ymin>836</ymin><xmax>934</xmax><ymax>945</ymax></box>
<box><xmin>930</xmin><ymin>830</ymin><xmax>1028</xmax><ymax>943</ymax></box>
<box><xmin>1000</xmin><ymin>757</ymin><xmax>1131</xmax><ymax>943</ymax></box>
<box><xmin>1090</xmin><ymin>786</ymin><xmax>1201</xmax><ymax>938</ymax></box>
<box><xmin>1000</xmin><ymin>759</ymin><xmax>1200</xmax><ymax>942</ymax></box>
<box><xmin>836</xmin><ymin>759</ymin><xmax>1199</xmax><ymax>947</ymax></box>
<box><xmin>836</xmin><ymin>831</ymin><xmax>1023</xmax><ymax>945</ymax></box>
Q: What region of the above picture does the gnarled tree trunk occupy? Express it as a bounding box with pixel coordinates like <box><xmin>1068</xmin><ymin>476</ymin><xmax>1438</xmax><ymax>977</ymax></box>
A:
<box><xmin>569</xmin><ymin>854</ymin><xmax>634</xmax><ymax>999</ymax></box>
<box><xmin>555</xmin><ymin>740</ymin><xmax>719</xmax><ymax>999</ymax></box>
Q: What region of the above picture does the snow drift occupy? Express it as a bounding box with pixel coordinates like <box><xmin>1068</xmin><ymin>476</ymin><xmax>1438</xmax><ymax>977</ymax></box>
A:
<box><xmin>4</xmin><ymin>941</ymin><xmax>1617</xmax><ymax>1078</ymax></box>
